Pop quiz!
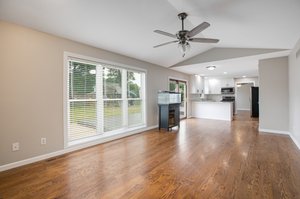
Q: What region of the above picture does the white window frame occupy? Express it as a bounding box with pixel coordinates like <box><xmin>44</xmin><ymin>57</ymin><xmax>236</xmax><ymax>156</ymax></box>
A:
<box><xmin>63</xmin><ymin>52</ymin><xmax>147</xmax><ymax>148</ymax></box>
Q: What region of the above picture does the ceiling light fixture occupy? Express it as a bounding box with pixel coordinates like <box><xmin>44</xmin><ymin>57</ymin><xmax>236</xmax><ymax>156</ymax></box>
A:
<box><xmin>242</xmin><ymin>75</ymin><xmax>246</xmax><ymax>78</ymax></box>
<box><xmin>178</xmin><ymin>40</ymin><xmax>190</xmax><ymax>57</ymax></box>
<box><xmin>223</xmin><ymin>72</ymin><xmax>228</xmax><ymax>74</ymax></box>
<box><xmin>206</xmin><ymin>66</ymin><xmax>216</xmax><ymax>71</ymax></box>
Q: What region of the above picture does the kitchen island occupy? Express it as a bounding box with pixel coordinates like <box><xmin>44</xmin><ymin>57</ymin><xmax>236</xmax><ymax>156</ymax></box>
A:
<box><xmin>192</xmin><ymin>101</ymin><xmax>233</xmax><ymax>121</ymax></box>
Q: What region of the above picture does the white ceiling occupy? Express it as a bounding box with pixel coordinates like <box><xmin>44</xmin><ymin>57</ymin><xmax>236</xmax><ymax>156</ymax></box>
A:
<box><xmin>0</xmin><ymin>0</ymin><xmax>300</xmax><ymax>74</ymax></box>
<box><xmin>174</xmin><ymin>59</ymin><xmax>259</xmax><ymax>78</ymax></box>
<box><xmin>172</xmin><ymin>48</ymin><xmax>291</xmax><ymax>77</ymax></box>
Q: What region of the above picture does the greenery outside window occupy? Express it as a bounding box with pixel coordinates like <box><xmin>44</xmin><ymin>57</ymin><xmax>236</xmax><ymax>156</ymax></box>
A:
<box><xmin>67</xmin><ymin>58</ymin><xmax>146</xmax><ymax>144</ymax></box>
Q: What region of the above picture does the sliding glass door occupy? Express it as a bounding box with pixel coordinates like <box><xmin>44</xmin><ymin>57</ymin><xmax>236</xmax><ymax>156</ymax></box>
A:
<box><xmin>169</xmin><ymin>79</ymin><xmax>187</xmax><ymax>119</ymax></box>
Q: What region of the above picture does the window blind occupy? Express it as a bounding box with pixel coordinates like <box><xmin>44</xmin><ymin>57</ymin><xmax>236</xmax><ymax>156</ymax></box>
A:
<box><xmin>67</xmin><ymin>59</ymin><xmax>145</xmax><ymax>143</ymax></box>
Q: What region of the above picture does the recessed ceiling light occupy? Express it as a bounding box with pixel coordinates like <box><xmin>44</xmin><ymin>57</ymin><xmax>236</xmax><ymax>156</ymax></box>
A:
<box><xmin>223</xmin><ymin>72</ymin><xmax>228</xmax><ymax>74</ymax></box>
<box><xmin>206</xmin><ymin>66</ymin><xmax>216</xmax><ymax>71</ymax></box>
<box><xmin>242</xmin><ymin>75</ymin><xmax>246</xmax><ymax>78</ymax></box>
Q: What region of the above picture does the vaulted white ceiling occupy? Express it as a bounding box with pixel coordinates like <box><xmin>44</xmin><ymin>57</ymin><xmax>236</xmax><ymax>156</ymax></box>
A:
<box><xmin>171</xmin><ymin>47</ymin><xmax>290</xmax><ymax>77</ymax></box>
<box><xmin>0</xmin><ymin>0</ymin><xmax>300</xmax><ymax>72</ymax></box>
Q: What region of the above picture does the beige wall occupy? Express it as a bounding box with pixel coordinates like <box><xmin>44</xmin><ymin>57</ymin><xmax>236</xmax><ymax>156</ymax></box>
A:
<box><xmin>236</xmin><ymin>83</ymin><xmax>253</xmax><ymax>110</ymax></box>
<box><xmin>258</xmin><ymin>57</ymin><xmax>289</xmax><ymax>132</ymax></box>
<box><xmin>235</xmin><ymin>77</ymin><xmax>258</xmax><ymax>111</ymax></box>
<box><xmin>0</xmin><ymin>21</ymin><xmax>189</xmax><ymax>165</ymax></box>
<box><xmin>289</xmin><ymin>38</ymin><xmax>300</xmax><ymax>146</ymax></box>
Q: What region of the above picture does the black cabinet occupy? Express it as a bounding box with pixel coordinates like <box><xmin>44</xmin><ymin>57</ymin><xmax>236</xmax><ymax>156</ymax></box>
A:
<box><xmin>251</xmin><ymin>87</ymin><xmax>259</xmax><ymax>117</ymax></box>
<box><xmin>158</xmin><ymin>103</ymin><xmax>180</xmax><ymax>131</ymax></box>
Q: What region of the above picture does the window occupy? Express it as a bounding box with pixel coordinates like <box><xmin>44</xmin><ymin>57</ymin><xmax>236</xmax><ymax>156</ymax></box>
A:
<box><xmin>68</xmin><ymin>62</ymin><xmax>97</xmax><ymax>141</ymax></box>
<box><xmin>66</xmin><ymin>56</ymin><xmax>146</xmax><ymax>145</ymax></box>
<box><xmin>127</xmin><ymin>71</ymin><xmax>144</xmax><ymax>126</ymax></box>
<box><xmin>103</xmin><ymin>67</ymin><xmax>123</xmax><ymax>132</ymax></box>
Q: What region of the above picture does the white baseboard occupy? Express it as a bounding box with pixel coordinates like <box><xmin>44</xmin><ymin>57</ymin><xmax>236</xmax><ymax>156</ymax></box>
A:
<box><xmin>259</xmin><ymin>128</ymin><xmax>290</xmax><ymax>135</ymax></box>
<box><xmin>237</xmin><ymin>108</ymin><xmax>250</xmax><ymax>111</ymax></box>
<box><xmin>259</xmin><ymin>128</ymin><xmax>300</xmax><ymax>150</ymax></box>
<box><xmin>0</xmin><ymin>125</ymin><xmax>158</xmax><ymax>172</ymax></box>
<box><xmin>290</xmin><ymin>134</ymin><xmax>300</xmax><ymax>150</ymax></box>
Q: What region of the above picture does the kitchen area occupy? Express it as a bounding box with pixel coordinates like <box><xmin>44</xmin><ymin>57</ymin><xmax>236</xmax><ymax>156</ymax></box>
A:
<box><xmin>189</xmin><ymin>73</ymin><xmax>260</xmax><ymax>121</ymax></box>
<box><xmin>189</xmin><ymin>75</ymin><xmax>236</xmax><ymax>121</ymax></box>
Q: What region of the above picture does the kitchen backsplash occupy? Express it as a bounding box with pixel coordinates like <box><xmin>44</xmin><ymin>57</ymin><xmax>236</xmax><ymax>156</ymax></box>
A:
<box><xmin>190</xmin><ymin>94</ymin><xmax>222</xmax><ymax>102</ymax></box>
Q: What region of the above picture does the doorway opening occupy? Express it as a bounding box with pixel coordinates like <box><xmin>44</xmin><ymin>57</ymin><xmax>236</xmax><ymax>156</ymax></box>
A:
<box><xmin>169</xmin><ymin>79</ymin><xmax>187</xmax><ymax>119</ymax></box>
<box><xmin>236</xmin><ymin>81</ymin><xmax>259</xmax><ymax>120</ymax></box>
<box><xmin>236</xmin><ymin>82</ymin><xmax>254</xmax><ymax>112</ymax></box>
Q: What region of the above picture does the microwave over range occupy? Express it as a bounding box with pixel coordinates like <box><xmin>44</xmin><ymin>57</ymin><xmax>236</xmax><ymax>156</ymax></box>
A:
<box><xmin>221</xmin><ymin>87</ymin><xmax>235</xmax><ymax>94</ymax></box>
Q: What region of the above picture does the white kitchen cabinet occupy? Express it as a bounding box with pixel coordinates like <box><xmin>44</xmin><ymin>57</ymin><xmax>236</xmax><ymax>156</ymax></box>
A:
<box><xmin>210</xmin><ymin>78</ymin><xmax>222</xmax><ymax>94</ymax></box>
<box><xmin>221</xmin><ymin>78</ymin><xmax>234</xmax><ymax>87</ymax></box>
<box><xmin>192</xmin><ymin>101</ymin><xmax>233</xmax><ymax>121</ymax></box>
<box><xmin>190</xmin><ymin>75</ymin><xmax>204</xmax><ymax>93</ymax></box>
<box><xmin>204</xmin><ymin>78</ymin><xmax>234</xmax><ymax>94</ymax></box>
<box><xmin>204</xmin><ymin>78</ymin><xmax>210</xmax><ymax>94</ymax></box>
<box><xmin>205</xmin><ymin>78</ymin><xmax>221</xmax><ymax>94</ymax></box>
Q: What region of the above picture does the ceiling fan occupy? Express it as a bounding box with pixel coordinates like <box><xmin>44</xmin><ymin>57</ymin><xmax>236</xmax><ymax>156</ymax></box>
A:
<box><xmin>154</xmin><ymin>12</ymin><xmax>219</xmax><ymax>57</ymax></box>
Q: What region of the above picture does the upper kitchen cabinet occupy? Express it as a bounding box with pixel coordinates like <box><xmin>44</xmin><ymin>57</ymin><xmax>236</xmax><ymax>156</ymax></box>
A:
<box><xmin>190</xmin><ymin>75</ymin><xmax>204</xmax><ymax>94</ymax></box>
<box><xmin>204</xmin><ymin>78</ymin><xmax>234</xmax><ymax>94</ymax></box>
<box><xmin>221</xmin><ymin>78</ymin><xmax>234</xmax><ymax>87</ymax></box>
<box><xmin>205</xmin><ymin>78</ymin><xmax>221</xmax><ymax>94</ymax></box>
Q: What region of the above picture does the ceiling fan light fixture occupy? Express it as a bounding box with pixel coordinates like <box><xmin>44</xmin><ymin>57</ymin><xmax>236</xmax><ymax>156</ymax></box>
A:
<box><xmin>153</xmin><ymin>12</ymin><xmax>219</xmax><ymax>57</ymax></box>
<box><xmin>178</xmin><ymin>41</ymin><xmax>190</xmax><ymax>57</ymax></box>
<box><xmin>206</xmin><ymin>66</ymin><xmax>216</xmax><ymax>71</ymax></box>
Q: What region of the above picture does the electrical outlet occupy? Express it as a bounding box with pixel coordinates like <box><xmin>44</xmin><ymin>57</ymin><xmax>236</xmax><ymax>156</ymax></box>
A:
<box><xmin>12</xmin><ymin>142</ymin><xmax>19</xmax><ymax>151</ymax></box>
<box><xmin>41</xmin><ymin>138</ymin><xmax>46</xmax><ymax>145</ymax></box>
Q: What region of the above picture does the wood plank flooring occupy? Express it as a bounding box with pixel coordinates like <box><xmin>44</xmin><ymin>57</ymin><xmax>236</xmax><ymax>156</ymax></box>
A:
<box><xmin>1</xmin><ymin>111</ymin><xmax>300</xmax><ymax>199</ymax></box>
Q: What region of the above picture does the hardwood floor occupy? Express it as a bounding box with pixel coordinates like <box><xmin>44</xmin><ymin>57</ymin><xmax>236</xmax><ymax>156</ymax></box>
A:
<box><xmin>1</xmin><ymin>111</ymin><xmax>300</xmax><ymax>199</ymax></box>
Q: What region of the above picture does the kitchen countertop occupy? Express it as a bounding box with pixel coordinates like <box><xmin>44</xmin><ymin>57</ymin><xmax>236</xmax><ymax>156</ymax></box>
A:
<box><xmin>191</xmin><ymin>101</ymin><xmax>233</xmax><ymax>103</ymax></box>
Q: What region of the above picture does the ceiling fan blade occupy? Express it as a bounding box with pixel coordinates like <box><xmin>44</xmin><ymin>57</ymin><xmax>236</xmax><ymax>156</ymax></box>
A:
<box><xmin>187</xmin><ymin>22</ymin><xmax>210</xmax><ymax>37</ymax></box>
<box><xmin>189</xmin><ymin>38</ymin><xmax>219</xmax><ymax>43</ymax></box>
<box><xmin>154</xmin><ymin>30</ymin><xmax>177</xmax><ymax>38</ymax></box>
<box><xmin>153</xmin><ymin>40</ymin><xmax>178</xmax><ymax>48</ymax></box>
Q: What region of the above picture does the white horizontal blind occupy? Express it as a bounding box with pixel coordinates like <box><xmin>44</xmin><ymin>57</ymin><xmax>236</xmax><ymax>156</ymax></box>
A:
<box><xmin>127</xmin><ymin>70</ymin><xmax>144</xmax><ymax>126</ymax></box>
<box><xmin>67</xmin><ymin>58</ymin><xmax>145</xmax><ymax>143</ymax></box>
<box><xmin>68</xmin><ymin>61</ymin><xmax>97</xmax><ymax>141</ymax></box>
<box><xmin>103</xmin><ymin>67</ymin><xmax>123</xmax><ymax>132</ymax></box>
